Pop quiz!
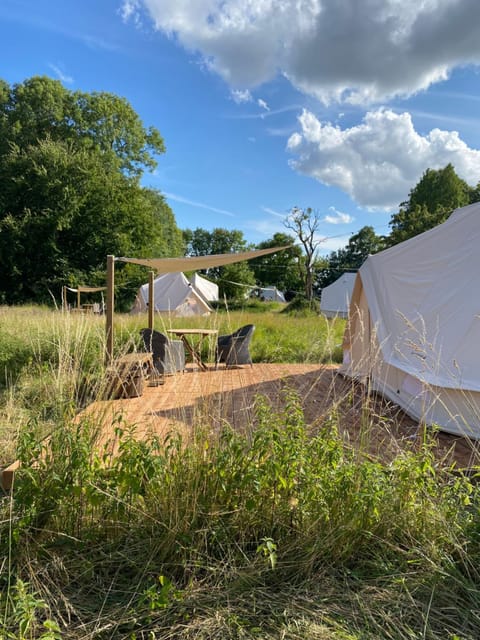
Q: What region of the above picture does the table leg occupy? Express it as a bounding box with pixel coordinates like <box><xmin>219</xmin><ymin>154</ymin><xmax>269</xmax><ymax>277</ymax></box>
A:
<box><xmin>182</xmin><ymin>335</ymin><xmax>208</xmax><ymax>371</ymax></box>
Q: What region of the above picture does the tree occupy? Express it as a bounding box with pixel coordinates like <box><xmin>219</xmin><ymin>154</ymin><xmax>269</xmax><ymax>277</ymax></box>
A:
<box><xmin>317</xmin><ymin>226</ymin><xmax>386</xmax><ymax>289</ymax></box>
<box><xmin>249</xmin><ymin>233</ymin><xmax>303</xmax><ymax>293</ymax></box>
<box><xmin>182</xmin><ymin>227</ymin><xmax>255</xmax><ymax>298</ymax></box>
<box><xmin>0</xmin><ymin>76</ymin><xmax>181</xmax><ymax>304</ymax></box>
<box><xmin>388</xmin><ymin>164</ymin><xmax>475</xmax><ymax>246</ymax></box>
<box><xmin>284</xmin><ymin>207</ymin><xmax>324</xmax><ymax>300</ymax></box>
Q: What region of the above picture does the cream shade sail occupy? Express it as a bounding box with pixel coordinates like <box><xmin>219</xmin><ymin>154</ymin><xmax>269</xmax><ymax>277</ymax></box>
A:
<box><xmin>66</xmin><ymin>286</ymin><xmax>106</xmax><ymax>293</ymax></box>
<box><xmin>116</xmin><ymin>246</ymin><xmax>290</xmax><ymax>272</ymax></box>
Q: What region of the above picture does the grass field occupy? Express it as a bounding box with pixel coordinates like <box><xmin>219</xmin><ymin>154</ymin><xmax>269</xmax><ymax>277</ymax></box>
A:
<box><xmin>1</xmin><ymin>304</ymin><xmax>480</xmax><ymax>639</ymax></box>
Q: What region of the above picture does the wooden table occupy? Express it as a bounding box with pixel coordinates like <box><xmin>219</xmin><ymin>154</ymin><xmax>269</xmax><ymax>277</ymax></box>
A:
<box><xmin>167</xmin><ymin>329</ymin><xmax>218</xmax><ymax>371</ymax></box>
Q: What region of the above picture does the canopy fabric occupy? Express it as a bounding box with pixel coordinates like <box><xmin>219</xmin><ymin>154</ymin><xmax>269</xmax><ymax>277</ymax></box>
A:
<box><xmin>117</xmin><ymin>246</ymin><xmax>290</xmax><ymax>272</ymax></box>
<box><xmin>66</xmin><ymin>286</ymin><xmax>106</xmax><ymax>293</ymax></box>
<box><xmin>341</xmin><ymin>202</ymin><xmax>480</xmax><ymax>438</ymax></box>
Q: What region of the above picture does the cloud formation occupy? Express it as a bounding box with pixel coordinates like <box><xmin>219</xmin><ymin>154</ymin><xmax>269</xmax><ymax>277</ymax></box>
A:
<box><xmin>323</xmin><ymin>207</ymin><xmax>354</xmax><ymax>225</ymax></box>
<box><xmin>122</xmin><ymin>0</ymin><xmax>480</xmax><ymax>104</ymax></box>
<box><xmin>49</xmin><ymin>64</ymin><xmax>73</xmax><ymax>84</ymax></box>
<box><xmin>287</xmin><ymin>108</ymin><xmax>480</xmax><ymax>210</ymax></box>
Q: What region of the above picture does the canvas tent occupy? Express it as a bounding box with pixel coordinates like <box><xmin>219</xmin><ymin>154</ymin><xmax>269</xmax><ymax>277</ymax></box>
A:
<box><xmin>341</xmin><ymin>202</ymin><xmax>480</xmax><ymax>438</ymax></box>
<box><xmin>257</xmin><ymin>286</ymin><xmax>286</xmax><ymax>302</ymax></box>
<box><xmin>320</xmin><ymin>273</ymin><xmax>356</xmax><ymax>318</ymax></box>
<box><xmin>189</xmin><ymin>273</ymin><xmax>219</xmax><ymax>302</ymax></box>
<box><xmin>131</xmin><ymin>272</ymin><xmax>212</xmax><ymax>316</ymax></box>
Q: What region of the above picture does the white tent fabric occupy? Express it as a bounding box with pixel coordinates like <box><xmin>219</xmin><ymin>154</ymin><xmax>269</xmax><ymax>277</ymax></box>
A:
<box><xmin>320</xmin><ymin>273</ymin><xmax>356</xmax><ymax>318</ymax></box>
<box><xmin>131</xmin><ymin>272</ymin><xmax>212</xmax><ymax>317</ymax></box>
<box><xmin>257</xmin><ymin>287</ymin><xmax>286</xmax><ymax>302</ymax></box>
<box><xmin>341</xmin><ymin>202</ymin><xmax>480</xmax><ymax>438</ymax></box>
<box><xmin>189</xmin><ymin>273</ymin><xmax>219</xmax><ymax>302</ymax></box>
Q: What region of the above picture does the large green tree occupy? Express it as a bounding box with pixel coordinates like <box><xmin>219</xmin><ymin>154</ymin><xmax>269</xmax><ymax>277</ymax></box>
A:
<box><xmin>388</xmin><ymin>164</ymin><xmax>478</xmax><ymax>246</ymax></box>
<box><xmin>0</xmin><ymin>76</ymin><xmax>182</xmax><ymax>304</ymax></box>
<box><xmin>249</xmin><ymin>232</ymin><xmax>303</xmax><ymax>294</ymax></box>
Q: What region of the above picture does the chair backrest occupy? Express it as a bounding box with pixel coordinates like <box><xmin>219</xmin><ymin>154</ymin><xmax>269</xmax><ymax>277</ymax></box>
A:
<box><xmin>229</xmin><ymin>324</ymin><xmax>255</xmax><ymax>364</ymax></box>
<box><xmin>140</xmin><ymin>328</ymin><xmax>168</xmax><ymax>354</ymax></box>
<box><xmin>232</xmin><ymin>324</ymin><xmax>255</xmax><ymax>339</ymax></box>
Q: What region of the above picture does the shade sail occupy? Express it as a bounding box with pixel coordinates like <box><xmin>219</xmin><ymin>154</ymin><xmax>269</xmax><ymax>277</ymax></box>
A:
<box><xmin>116</xmin><ymin>246</ymin><xmax>290</xmax><ymax>272</ymax></box>
<box><xmin>66</xmin><ymin>286</ymin><xmax>106</xmax><ymax>293</ymax></box>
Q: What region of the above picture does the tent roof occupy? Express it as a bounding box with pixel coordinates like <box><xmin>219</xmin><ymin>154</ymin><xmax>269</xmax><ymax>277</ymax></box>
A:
<box><xmin>117</xmin><ymin>246</ymin><xmax>290</xmax><ymax>272</ymax></box>
<box><xmin>321</xmin><ymin>273</ymin><xmax>356</xmax><ymax>316</ymax></box>
<box><xmin>135</xmin><ymin>271</ymin><xmax>211</xmax><ymax>314</ymax></box>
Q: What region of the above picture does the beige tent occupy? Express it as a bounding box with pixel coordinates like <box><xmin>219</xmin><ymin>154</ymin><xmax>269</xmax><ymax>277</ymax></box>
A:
<box><xmin>320</xmin><ymin>273</ymin><xmax>356</xmax><ymax>319</ymax></box>
<box><xmin>131</xmin><ymin>272</ymin><xmax>212</xmax><ymax>317</ymax></box>
<box><xmin>341</xmin><ymin>203</ymin><xmax>480</xmax><ymax>438</ymax></box>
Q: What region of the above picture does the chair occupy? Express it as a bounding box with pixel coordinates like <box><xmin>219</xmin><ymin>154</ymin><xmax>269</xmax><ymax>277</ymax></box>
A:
<box><xmin>216</xmin><ymin>324</ymin><xmax>255</xmax><ymax>368</ymax></box>
<box><xmin>140</xmin><ymin>329</ymin><xmax>185</xmax><ymax>376</ymax></box>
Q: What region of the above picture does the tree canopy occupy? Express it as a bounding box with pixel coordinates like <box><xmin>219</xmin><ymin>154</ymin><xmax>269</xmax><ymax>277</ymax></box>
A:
<box><xmin>388</xmin><ymin>164</ymin><xmax>478</xmax><ymax>246</ymax></box>
<box><xmin>0</xmin><ymin>76</ymin><xmax>182</xmax><ymax>305</ymax></box>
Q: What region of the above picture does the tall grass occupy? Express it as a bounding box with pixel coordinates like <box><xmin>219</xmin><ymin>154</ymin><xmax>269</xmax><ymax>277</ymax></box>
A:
<box><xmin>1</xmin><ymin>305</ymin><xmax>479</xmax><ymax>639</ymax></box>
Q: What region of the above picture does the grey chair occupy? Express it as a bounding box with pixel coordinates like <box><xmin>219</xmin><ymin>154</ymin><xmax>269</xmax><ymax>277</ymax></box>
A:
<box><xmin>216</xmin><ymin>324</ymin><xmax>255</xmax><ymax>368</ymax></box>
<box><xmin>140</xmin><ymin>328</ymin><xmax>185</xmax><ymax>376</ymax></box>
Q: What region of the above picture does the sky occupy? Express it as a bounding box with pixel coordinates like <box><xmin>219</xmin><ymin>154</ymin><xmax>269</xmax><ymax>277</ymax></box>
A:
<box><xmin>2</xmin><ymin>0</ymin><xmax>480</xmax><ymax>256</ymax></box>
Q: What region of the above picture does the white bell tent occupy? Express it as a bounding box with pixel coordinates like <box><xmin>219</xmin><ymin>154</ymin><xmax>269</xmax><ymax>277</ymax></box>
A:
<box><xmin>258</xmin><ymin>286</ymin><xmax>286</xmax><ymax>302</ymax></box>
<box><xmin>341</xmin><ymin>202</ymin><xmax>480</xmax><ymax>438</ymax></box>
<box><xmin>189</xmin><ymin>273</ymin><xmax>219</xmax><ymax>302</ymax></box>
<box><xmin>320</xmin><ymin>273</ymin><xmax>356</xmax><ymax>318</ymax></box>
<box><xmin>131</xmin><ymin>272</ymin><xmax>212</xmax><ymax>316</ymax></box>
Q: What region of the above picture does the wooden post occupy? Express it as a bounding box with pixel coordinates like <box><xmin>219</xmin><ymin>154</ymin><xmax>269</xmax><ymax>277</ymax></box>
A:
<box><xmin>77</xmin><ymin>289</ymin><xmax>81</xmax><ymax>309</ymax></box>
<box><xmin>106</xmin><ymin>255</ymin><xmax>115</xmax><ymax>364</ymax></box>
<box><xmin>62</xmin><ymin>285</ymin><xmax>66</xmax><ymax>311</ymax></box>
<box><xmin>148</xmin><ymin>270</ymin><xmax>154</xmax><ymax>330</ymax></box>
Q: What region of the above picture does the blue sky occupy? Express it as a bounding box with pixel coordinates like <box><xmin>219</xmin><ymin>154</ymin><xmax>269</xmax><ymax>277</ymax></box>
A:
<box><xmin>2</xmin><ymin>0</ymin><xmax>480</xmax><ymax>255</ymax></box>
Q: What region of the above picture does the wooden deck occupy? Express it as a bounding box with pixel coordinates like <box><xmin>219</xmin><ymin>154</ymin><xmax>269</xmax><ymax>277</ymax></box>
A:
<box><xmin>83</xmin><ymin>363</ymin><xmax>338</xmax><ymax>445</ymax></box>
<box><xmin>81</xmin><ymin>362</ymin><xmax>480</xmax><ymax>467</ymax></box>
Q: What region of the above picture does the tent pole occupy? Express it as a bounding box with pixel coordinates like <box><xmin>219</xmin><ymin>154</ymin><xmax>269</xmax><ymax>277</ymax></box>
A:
<box><xmin>62</xmin><ymin>286</ymin><xmax>66</xmax><ymax>312</ymax></box>
<box><xmin>148</xmin><ymin>270</ymin><xmax>154</xmax><ymax>330</ymax></box>
<box><xmin>106</xmin><ymin>255</ymin><xmax>115</xmax><ymax>364</ymax></box>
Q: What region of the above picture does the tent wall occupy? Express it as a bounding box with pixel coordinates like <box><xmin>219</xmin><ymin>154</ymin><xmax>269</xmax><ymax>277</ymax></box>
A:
<box><xmin>341</xmin><ymin>203</ymin><xmax>480</xmax><ymax>438</ymax></box>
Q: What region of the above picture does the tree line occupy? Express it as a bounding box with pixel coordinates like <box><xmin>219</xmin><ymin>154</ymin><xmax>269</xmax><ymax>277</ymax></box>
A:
<box><xmin>1</xmin><ymin>76</ymin><xmax>478</xmax><ymax>307</ymax></box>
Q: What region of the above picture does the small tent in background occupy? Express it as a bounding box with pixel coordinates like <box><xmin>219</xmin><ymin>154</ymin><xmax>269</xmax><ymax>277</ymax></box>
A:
<box><xmin>320</xmin><ymin>273</ymin><xmax>356</xmax><ymax>318</ymax></box>
<box><xmin>189</xmin><ymin>273</ymin><xmax>219</xmax><ymax>302</ymax></box>
<box><xmin>255</xmin><ymin>286</ymin><xmax>286</xmax><ymax>302</ymax></box>
<box><xmin>341</xmin><ymin>202</ymin><xmax>480</xmax><ymax>438</ymax></box>
<box><xmin>131</xmin><ymin>272</ymin><xmax>212</xmax><ymax>317</ymax></box>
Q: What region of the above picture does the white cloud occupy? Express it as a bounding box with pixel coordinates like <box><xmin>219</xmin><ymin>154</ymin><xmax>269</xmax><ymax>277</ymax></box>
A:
<box><xmin>323</xmin><ymin>207</ymin><xmax>354</xmax><ymax>224</ymax></box>
<box><xmin>231</xmin><ymin>88</ymin><xmax>252</xmax><ymax>104</ymax></box>
<box><xmin>164</xmin><ymin>192</ymin><xmax>236</xmax><ymax>217</ymax></box>
<box><xmin>262</xmin><ymin>206</ymin><xmax>286</xmax><ymax>218</ymax></box>
<box><xmin>123</xmin><ymin>0</ymin><xmax>480</xmax><ymax>104</ymax></box>
<box><xmin>287</xmin><ymin>108</ymin><xmax>480</xmax><ymax>211</ymax></box>
<box><xmin>119</xmin><ymin>0</ymin><xmax>141</xmax><ymax>24</ymax></box>
<box><xmin>258</xmin><ymin>98</ymin><xmax>269</xmax><ymax>111</ymax></box>
<box><xmin>48</xmin><ymin>64</ymin><xmax>73</xmax><ymax>84</ymax></box>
